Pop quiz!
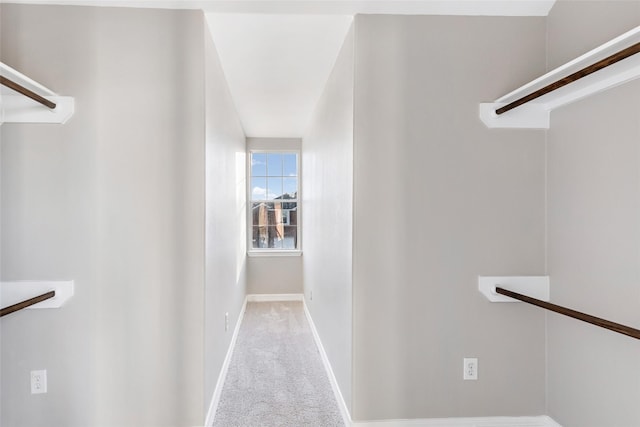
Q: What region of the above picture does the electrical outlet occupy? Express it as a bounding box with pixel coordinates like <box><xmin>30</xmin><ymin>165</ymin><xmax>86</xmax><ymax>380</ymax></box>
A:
<box><xmin>225</xmin><ymin>312</ymin><xmax>229</xmax><ymax>332</ymax></box>
<box><xmin>31</xmin><ymin>370</ymin><xmax>47</xmax><ymax>394</ymax></box>
<box><xmin>463</xmin><ymin>358</ymin><xmax>478</xmax><ymax>380</ymax></box>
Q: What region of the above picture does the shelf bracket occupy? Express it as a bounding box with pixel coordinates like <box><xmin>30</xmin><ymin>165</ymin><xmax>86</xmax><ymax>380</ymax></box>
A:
<box><xmin>479</xmin><ymin>103</ymin><xmax>549</xmax><ymax>129</ymax></box>
<box><xmin>0</xmin><ymin>62</ymin><xmax>75</xmax><ymax>125</ymax></box>
<box><xmin>478</xmin><ymin>276</ymin><xmax>549</xmax><ymax>302</ymax></box>
<box><xmin>480</xmin><ymin>25</ymin><xmax>640</xmax><ymax>129</ymax></box>
<box><xmin>0</xmin><ymin>281</ymin><xmax>74</xmax><ymax>313</ymax></box>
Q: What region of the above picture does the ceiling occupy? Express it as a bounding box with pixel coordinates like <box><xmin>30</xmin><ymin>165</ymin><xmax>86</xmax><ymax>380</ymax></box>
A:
<box><xmin>6</xmin><ymin>0</ymin><xmax>557</xmax><ymax>137</ymax></box>
<box><xmin>205</xmin><ymin>13</ymin><xmax>353</xmax><ymax>137</ymax></box>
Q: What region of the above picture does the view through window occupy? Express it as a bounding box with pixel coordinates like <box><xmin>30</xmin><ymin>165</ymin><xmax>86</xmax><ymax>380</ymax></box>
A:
<box><xmin>249</xmin><ymin>152</ymin><xmax>299</xmax><ymax>250</ymax></box>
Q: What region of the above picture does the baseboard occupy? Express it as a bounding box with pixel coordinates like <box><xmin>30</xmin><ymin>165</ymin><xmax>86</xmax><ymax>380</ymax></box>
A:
<box><xmin>203</xmin><ymin>297</ymin><xmax>248</xmax><ymax>427</ymax></box>
<box><xmin>303</xmin><ymin>301</ymin><xmax>353</xmax><ymax>427</ymax></box>
<box><xmin>246</xmin><ymin>293</ymin><xmax>304</xmax><ymax>302</ymax></box>
<box><xmin>352</xmin><ymin>415</ymin><xmax>561</xmax><ymax>426</ymax></box>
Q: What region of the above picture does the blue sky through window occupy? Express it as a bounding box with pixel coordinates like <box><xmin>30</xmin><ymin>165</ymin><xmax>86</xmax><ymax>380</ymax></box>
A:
<box><xmin>251</xmin><ymin>152</ymin><xmax>298</xmax><ymax>200</ymax></box>
<box><xmin>267</xmin><ymin>153</ymin><xmax>282</xmax><ymax>176</ymax></box>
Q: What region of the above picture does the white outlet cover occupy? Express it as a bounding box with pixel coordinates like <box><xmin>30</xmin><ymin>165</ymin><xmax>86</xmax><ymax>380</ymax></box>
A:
<box><xmin>31</xmin><ymin>370</ymin><xmax>47</xmax><ymax>394</ymax></box>
<box><xmin>463</xmin><ymin>358</ymin><xmax>478</xmax><ymax>380</ymax></box>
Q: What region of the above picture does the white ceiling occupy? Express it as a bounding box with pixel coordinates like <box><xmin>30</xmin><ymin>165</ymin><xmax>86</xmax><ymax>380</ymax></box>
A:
<box><xmin>206</xmin><ymin>14</ymin><xmax>353</xmax><ymax>137</ymax></box>
<box><xmin>6</xmin><ymin>0</ymin><xmax>556</xmax><ymax>137</ymax></box>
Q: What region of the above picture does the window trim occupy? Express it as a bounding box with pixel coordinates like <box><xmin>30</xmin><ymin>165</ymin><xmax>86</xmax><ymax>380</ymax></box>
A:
<box><xmin>247</xmin><ymin>148</ymin><xmax>302</xmax><ymax>256</ymax></box>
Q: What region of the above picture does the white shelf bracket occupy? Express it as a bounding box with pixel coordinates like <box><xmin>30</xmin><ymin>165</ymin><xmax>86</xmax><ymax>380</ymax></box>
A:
<box><xmin>0</xmin><ymin>62</ymin><xmax>75</xmax><ymax>125</ymax></box>
<box><xmin>480</xmin><ymin>25</ymin><xmax>640</xmax><ymax>129</ymax></box>
<box><xmin>478</xmin><ymin>276</ymin><xmax>549</xmax><ymax>302</ymax></box>
<box><xmin>479</xmin><ymin>102</ymin><xmax>549</xmax><ymax>129</ymax></box>
<box><xmin>1</xmin><ymin>281</ymin><xmax>74</xmax><ymax>311</ymax></box>
<box><xmin>1</xmin><ymin>95</ymin><xmax>75</xmax><ymax>124</ymax></box>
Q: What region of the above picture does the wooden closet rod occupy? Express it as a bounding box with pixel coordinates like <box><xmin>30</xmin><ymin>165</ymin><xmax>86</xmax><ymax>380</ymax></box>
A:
<box><xmin>496</xmin><ymin>41</ymin><xmax>640</xmax><ymax>115</ymax></box>
<box><xmin>496</xmin><ymin>287</ymin><xmax>640</xmax><ymax>340</ymax></box>
<box><xmin>0</xmin><ymin>75</ymin><xmax>57</xmax><ymax>109</ymax></box>
<box><xmin>0</xmin><ymin>291</ymin><xmax>56</xmax><ymax>318</ymax></box>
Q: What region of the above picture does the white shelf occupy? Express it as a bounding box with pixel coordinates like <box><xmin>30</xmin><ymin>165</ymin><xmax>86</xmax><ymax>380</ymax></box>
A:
<box><xmin>480</xmin><ymin>25</ymin><xmax>640</xmax><ymax>129</ymax></box>
<box><xmin>1</xmin><ymin>281</ymin><xmax>74</xmax><ymax>311</ymax></box>
<box><xmin>0</xmin><ymin>62</ymin><xmax>74</xmax><ymax>125</ymax></box>
<box><xmin>478</xmin><ymin>276</ymin><xmax>549</xmax><ymax>302</ymax></box>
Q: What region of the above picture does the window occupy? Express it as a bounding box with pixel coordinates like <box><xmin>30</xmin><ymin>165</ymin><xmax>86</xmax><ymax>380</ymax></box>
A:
<box><xmin>249</xmin><ymin>151</ymin><xmax>299</xmax><ymax>252</ymax></box>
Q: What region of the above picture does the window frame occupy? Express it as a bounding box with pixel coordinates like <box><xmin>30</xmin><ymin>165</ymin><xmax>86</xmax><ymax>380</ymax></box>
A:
<box><xmin>247</xmin><ymin>149</ymin><xmax>302</xmax><ymax>257</ymax></box>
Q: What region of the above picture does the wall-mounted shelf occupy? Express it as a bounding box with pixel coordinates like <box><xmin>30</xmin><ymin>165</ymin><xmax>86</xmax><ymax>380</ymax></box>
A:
<box><xmin>480</xmin><ymin>25</ymin><xmax>640</xmax><ymax>129</ymax></box>
<box><xmin>479</xmin><ymin>276</ymin><xmax>640</xmax><ymax>340</ymax></box>
<box><xmin>0</xmin><ymin>281</ymin><xmax>74</xmax><ymax>317</ymax></box>
<box><xmin>0</xmin><ymin>62</ymin><xmax>74</xmax><ymax>125</ymax></box>
<box><xmin>478</xmin><ymin>276</ymin><xmax>549</xmax><ymax>302</ymax></box>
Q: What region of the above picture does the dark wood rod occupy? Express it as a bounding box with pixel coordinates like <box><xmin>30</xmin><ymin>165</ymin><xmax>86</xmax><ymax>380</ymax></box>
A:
<box><xmin>496</xmin><ymin>41</ymin><xmax>640</xmax><ymax>115</ymax></box>
<box><xmin>496</xmin><ymin>287</ymin><xmax>640</xmax><ymax>340</ymax></box>
<box><xmin>0</xmin><ymin>75</ymin><xmax>57</xmax><ymax>109</ymax></box>
<box><xmin>0</xmin><ymin>291</ymin><xmax>56</xmax><ymax>318</ymax></box>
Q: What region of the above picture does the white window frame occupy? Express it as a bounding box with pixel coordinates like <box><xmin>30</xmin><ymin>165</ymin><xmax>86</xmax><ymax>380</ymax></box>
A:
<box><xmin>247</xmin><ymin>145</ymin><xmax>301</xmax><ymax>257</ymax></box>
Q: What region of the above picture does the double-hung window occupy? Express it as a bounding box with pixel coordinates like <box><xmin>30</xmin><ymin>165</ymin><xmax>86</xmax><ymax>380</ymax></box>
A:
<box><xmin>249</xmin><ymin>151</ymin><xmax>299</xmax><ymax>253</ymax></box>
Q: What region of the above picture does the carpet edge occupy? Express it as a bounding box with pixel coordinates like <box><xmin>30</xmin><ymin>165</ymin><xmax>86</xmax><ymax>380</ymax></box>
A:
<box><xmin>204</xmin><ymin>296</ymin><xmax>248</xmax><ymax>427</ymax></box>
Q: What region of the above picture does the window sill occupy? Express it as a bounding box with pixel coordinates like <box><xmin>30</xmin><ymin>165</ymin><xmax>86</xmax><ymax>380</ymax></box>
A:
<box><xmin>247</xmin><ymin>250</ymin><xmax>302</xmax><ymax>258</ymax></box>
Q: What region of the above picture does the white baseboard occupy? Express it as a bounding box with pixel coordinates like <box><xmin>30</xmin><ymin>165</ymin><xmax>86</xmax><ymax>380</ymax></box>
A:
<box><xmin>303</xmin><ymin>300</ymin><xmax>353</xmax><ymax>427</ymax></box>
<box><xmin>204</xmin><ymin>297</ymin><xmax>248</xmax><ymax>427</ymax></box>
<box><xmin>246</xmin><ymin>293</ymin><xmax>304</xmax><ymax>302</ymax></box>
<box><xmin>352</xmin><ymin>415</ymin><xmax>561</xmax><ymax>427</ymax></box>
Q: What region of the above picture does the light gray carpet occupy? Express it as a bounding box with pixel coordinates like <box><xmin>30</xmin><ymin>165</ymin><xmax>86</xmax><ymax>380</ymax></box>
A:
<box><xmin>213</xmin><ymin>301</ymin><xmax>344</xmax><ymax>427</ymax></box>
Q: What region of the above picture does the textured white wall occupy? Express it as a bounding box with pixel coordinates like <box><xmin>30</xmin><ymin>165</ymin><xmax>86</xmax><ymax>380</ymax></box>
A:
<box><xmin>351</xmin><ymin>15</ymin><xmax>547</xmax><ymax>421</ymax></box>
<box><xmin>1</xmin><ymin>5</ymin><xmax>206</xmax><ymax>426</ymax></box>
<box><xmin>203</xmin><ymin>16</ymin><xmax>248</xmax><ymax>421</ymax></box>
<box><xmin>302</xmin><ymin>23</ymin><xmax>354</xmax><ymax>414</ymax></box>
<box><xmin>546</xmin><ymin>2</ymin><xmax>640</xmax><ymax>426</ymax></box>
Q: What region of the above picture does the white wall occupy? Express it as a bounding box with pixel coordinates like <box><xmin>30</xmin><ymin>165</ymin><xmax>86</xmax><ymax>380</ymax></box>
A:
<box><xmin>302</xmin><ymin>23</ymin><xmax>354</xmax><ymax>413</ymax></box>
<box><xmin>351</xmin><ymin>15</ymin><xmax>547</xmax><ymax>421</ymax></box>
<box><xmin>247</xmin><ymin>256</ymin><xmax>302</xmax><ymax>294</ymax></box>
<box><xmin>203</xmin><ymin>15</ymin><xmax>248</xmax><ymax>420</ymax></box>
<box><xmin>1</xmin><ymin>5</ymin><xmax>101</xmax><ymax>424</ymax></box>
<box><xmin>246</xmin><ymin>137</ymin><xmax>303</xmax><ymax>295</ymax></box>
<box><xmin>545</xmin><ymin>2</ymin><xmax>640</xmax><ymax>426</ymax></box>
<box><xmin>1</xmin><ymin>5</ymin><xmax>206</xmax><ymax>426</ymax></box>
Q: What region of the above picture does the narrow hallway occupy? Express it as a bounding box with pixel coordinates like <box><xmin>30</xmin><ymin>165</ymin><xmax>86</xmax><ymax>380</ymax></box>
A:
<box><xmin>213</xmin><ymin>301</ymin><xmax>344</xmax><ymax>426</ymax></box>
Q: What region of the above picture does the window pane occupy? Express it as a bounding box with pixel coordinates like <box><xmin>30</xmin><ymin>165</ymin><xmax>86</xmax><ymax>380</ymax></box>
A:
<box><xmin>283</xmin><ymin>226</ymin><xmax>297</xmax><ymax>249</ymax></box>
<box><xmin>252</xmin><ymin>226</ymin><xmax>283</xmax><ymax>248</ymax></box>
<box><xmin>283</xmin><ymin>153</ymin><xmax>297</xmax><ymax>177</ymax></box>
<box><xmin>251</xmin><ymin>153</ymin><xmax>267</xmax><ymax>176</ymax></box>
<box><xmin>252</xmin><ymin>226</ymin><xmax>266</xmax><ymax>248</ymax></box>
<box><xmin>267</xmin><ymin>153</ymin><xmax>282</xmax><ymax>176</ymax></box>
<box><xmin>287</xmin><ymin>204</ymin><xmax>297</xmax><ymax>225</ymax></box>
<box><xmin>271</xmin><ymin>201</ymin><xmax>283</xmax><ymax>225</ymax></box>
<box><xmin>252</xmin><ymin>202</ymin><xmax>268</xmax><ymax>228</ymax></box>
<box><xmin>251</xmin><ymin>202</ymin><xmax>298</xmax><ymax>249</ymax></box>
<box><xmin>267</xmin><ymin>227</ymin><xmax>284</xmax><ymax>248</ymax></box>
<box><xmin>283</xmin><ymin>178</ymin><xmax>297</xmax><ymax>198</ymax></box>
<box><xmin>267</xmin><ymin>177</ymin><xmax>282</xmax><ymax>200</ymax></box>
<box><xmin>275</xmin><ymin>202</ymin><xmax>295</xmax><ymax>224</ymax></box>
<box><xmin>251</xmin><ymin>177</ymin><xmax>267</xmax><ymax>200</ymax></box>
